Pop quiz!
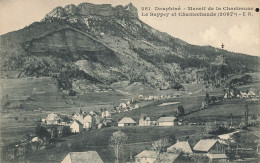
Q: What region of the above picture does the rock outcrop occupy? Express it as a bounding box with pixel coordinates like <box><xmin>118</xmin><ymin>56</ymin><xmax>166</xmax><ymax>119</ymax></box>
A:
<box><xmin>44</xmin><ymin>2</ymin><xmax>138</xmax><ymax>20</ymax></box>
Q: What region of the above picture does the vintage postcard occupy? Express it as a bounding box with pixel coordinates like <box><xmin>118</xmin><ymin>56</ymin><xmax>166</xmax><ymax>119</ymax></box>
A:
<box><xmin>0</xmin><ymin>0</ymin><xmax>259</xmax><ymax>162</ymax></box>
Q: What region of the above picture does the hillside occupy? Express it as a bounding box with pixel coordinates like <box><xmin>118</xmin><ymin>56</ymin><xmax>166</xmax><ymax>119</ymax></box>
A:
<box><xmin>0</xmin><ymin>2</ymin><xmax>259</xmax><ymax>93</ymax></box>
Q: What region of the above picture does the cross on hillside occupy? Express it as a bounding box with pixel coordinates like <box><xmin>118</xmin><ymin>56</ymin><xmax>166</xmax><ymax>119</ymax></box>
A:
<box><xmin>221</xmin><ymin>43</ymin><xmax>224</xmax><ymax>49</ymax></box>
<box><xmin>220</xmin><ymin>43</ymin><xmax>225</xmax><ymax>65</ymax></box>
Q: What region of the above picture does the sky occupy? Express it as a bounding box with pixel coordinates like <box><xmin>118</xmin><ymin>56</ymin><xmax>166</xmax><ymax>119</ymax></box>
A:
<box><xmin>0</xmin><ymin>0</ymin><xmax>259</xmax><ymax>56</ymax></box>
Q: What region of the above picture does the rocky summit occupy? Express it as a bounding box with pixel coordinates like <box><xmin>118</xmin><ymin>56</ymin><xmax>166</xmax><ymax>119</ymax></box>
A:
<box><xmin>43</xmin><ymin>3</ymin><xmax>138</xmax><ymax>20</ymax></box>
<box><xmin>0</xmin><ymin>2</ymin><xmax>258</xmax><ymax>93</ymax></box>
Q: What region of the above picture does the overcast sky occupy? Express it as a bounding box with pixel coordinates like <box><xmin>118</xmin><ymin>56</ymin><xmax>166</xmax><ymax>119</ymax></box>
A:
<box><xmin>0</xmin><ymin>0</ymin><xmax>259</xmax><ymax>56</ymax></box>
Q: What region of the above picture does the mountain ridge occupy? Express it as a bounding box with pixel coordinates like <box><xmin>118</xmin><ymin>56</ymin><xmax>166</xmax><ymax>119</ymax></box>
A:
<box><xmin>0</xmin><ymin>2</ymin><xmax>259</xmax><ymax>93</ymax></box>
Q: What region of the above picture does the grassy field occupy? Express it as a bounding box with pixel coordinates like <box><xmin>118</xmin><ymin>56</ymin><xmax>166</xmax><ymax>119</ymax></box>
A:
<box><xmin>0</xmin><ymin>77</ymin><xmax>129</xmax><ymax>146</ymax></box>
<box><xmin>26</xmin><ymin>125</ymin><xmax>206</xmax><ymax>163</ymax></box>
<box><xmin>184</xmin><ymin>98</ymin><xmax>259</xmax><ymax>124</ymax></box>
<box><xmin>112</xmin><ymin>95</ymin><xmax>206</xmax><ymax>123</ymax></box>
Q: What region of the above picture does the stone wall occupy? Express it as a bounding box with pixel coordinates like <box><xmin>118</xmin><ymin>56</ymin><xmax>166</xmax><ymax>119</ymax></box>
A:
<box><xmin>44</xmin><ymin>2</ymin><xmax>138</xmax><ymax>20</ymax></box>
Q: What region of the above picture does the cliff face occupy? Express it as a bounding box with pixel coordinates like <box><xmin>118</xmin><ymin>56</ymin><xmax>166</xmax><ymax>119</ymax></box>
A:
<box><xmin>44</xmin><ymin>2</ymin><xmax>138</xmax><ymax>20</ymax></box>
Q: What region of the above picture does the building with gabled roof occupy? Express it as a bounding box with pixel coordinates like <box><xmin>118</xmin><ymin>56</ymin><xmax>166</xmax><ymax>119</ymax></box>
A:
<box><xmin>61</xmin><ymin>151</ymin><xmax>103</xmax><ymax>163</ymax></box>
<box><xmin>72</xmin><ymin>113</ymin><xmax>84</xmax><ymax>124</ymax></box>
<box><xmin>248</xmin><ymin>90</ymin><xmax>256</xmax><ymax>97</ymax></box>
<box><xmin>193</xmin><ymin>139</ymin><xmax>225</xmax><ymax>154</ymax></box>
<box><xmin>135</xmin><ymin>150</ymin><xmax>157</xmax><ymax>163</ymax></box>
<box><xmin>156</xmin><ymin>117</ymin><xmax>177</xmax><ymax>126</ymax></box>
<box><xmin>46</xmin><ymin>113</ymin><xmax>61</xmax><ymax>125</ymax></box>
<box><xmin>167</xmin><ymin>141</ymin><xmax>193</xmax><ymax>154</ymax></box>
<box><xmin>118</xmin><ymin>117</ymin><xmax>136</xmax><ymax>127</ymax></box>
<box><xmin>70</xmin><ymin>120</ymin><xmax>83</xmax><ymax>133</ymax></box>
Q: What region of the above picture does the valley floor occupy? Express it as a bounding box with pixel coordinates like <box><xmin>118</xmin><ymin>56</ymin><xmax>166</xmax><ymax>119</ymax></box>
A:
<box><xmin>0</xmin><ymin>77</ymin><xmax>259</xmax><ymax>163</ymax></box>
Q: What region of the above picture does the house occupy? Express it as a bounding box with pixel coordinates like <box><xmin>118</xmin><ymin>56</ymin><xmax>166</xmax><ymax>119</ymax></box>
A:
<box><xmin>138</xmin><ymin>94</ymin><xmax>144</xmax><ymax>99</ymax></box>
<box><xmin>135</xmin><ymin>104</ymin><xmax>140</xmax><ymax>109</ymax></box>
<box><xmin>61</xmin><ymin>151</ymin><xmax>103</xmax><ymax>163</ymax></box>
<box><xmin>119</xmin><ymin>102</ymin><xmax>127</xmax><ymax>109</ymax></box>
<box><xmin>72</xmin><ymin>113</ymin><xmax>84</xmax><ymax>123</ymax></box>
<box><xmin>118</xmin><ymin>117</ymin><xmax>136</xmax><ymax>127</ymax></box>
<box><xmin>224</xmin><ymin>91</ymin><xmax>234</xmax><ymax>99</ymax></box>
<box><xmin>156</xmin><ymin>117</ymin><xmax>177</xmax><ymax>126</ymax></box>
<box><xmin>248</xmin><ymin>90</ymin><xmax>256</xmax><ymax>98</ymax></box>
<box><xmin>70</xmin><ymin>120</ymin><xmax>83</xmax><ymax>133</ymax></box>
<box><xmin>135</xmin><ymin>150</ymin><xmax>157</xmax><ymax>163</ymax></box>
<box><xmin>206</xmin><ymin>153</ymin><xmax>227</xmax><ymax>162</ymax></box>
<box><xmin>97</xmin><ymin>123</ymin><xmax>103</xmax><ymax>129</ymax></box>
<box><xmin>139</xmin><ymin>117</ymin><xmax>152</xmax><ymax>126</ymax></box>
<box><xmin>83</xmin><ymin>114</ymin><xmax>94</xmax><ymax>129</ymax></box>
<box><xmin>154</xmin><ymin>153</ymin><xmax>180</xmax><ymax>163</ymax></box>
<box><xmin>193</xmin><ymin>139</ymin><xmax>226</xmax><ymax>154</ymax></box>
<box><xmin>240</xmin><ymin>91</ymin><xmax>248</xmax><ymax>98</ymax></box>
<box><xmin>101</xmin><ymin>110</ymin><xmax>110</xmax><ymax>118</ymax></box>
<box><xmin>46</xmin><ymin>113</ymin><xmax>61</xmax><ymax>125</ymax></box>
<box><xmin>167</xmin><ymin>141</ymin><xmax>193</xmax><ymax>154</ymax></box>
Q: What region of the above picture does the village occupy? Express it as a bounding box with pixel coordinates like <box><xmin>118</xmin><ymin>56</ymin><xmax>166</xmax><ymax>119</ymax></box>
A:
<box><xmin>2</xmin><ymin>85</ymin><xmax>259</xmax><ymax>163</ymax></box>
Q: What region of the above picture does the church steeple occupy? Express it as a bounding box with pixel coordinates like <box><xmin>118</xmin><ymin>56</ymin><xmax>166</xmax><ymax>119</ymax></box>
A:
<box><xmin>79</xmin><ymin>103</ymin><xmax>82</xmax><ymax>114</ymax></box>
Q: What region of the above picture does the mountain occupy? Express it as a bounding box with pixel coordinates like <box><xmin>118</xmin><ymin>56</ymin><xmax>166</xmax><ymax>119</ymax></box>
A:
<box><xmin>0</xmin><ymin>2</ymin><xmax>259</xmax><ymax>93</ymax></box>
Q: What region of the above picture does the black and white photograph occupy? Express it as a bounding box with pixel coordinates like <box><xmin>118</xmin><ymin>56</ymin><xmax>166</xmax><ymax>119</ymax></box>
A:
<box><xmin>0</xmin><ymin>0</ymin><xmax>259</xmax><ymax>162</ymax></box>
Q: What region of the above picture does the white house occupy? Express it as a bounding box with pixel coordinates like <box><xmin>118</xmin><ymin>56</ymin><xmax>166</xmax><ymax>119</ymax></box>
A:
<box><xmin>83</xmin><ymin>114</ymin><xmax>94</xmax><ymax>129</ymax></box>
<box><xmin>120</xmin><ymin>103</ymin><xmax>127</xmax><ymax>109</ymax></box>
<box><xmin>240</xmin><ymin>91</ymin><xmax>248</xmax><ymax>98</ymax></box>
<box><xmin>118</xmin><ymin>117</ymin><xmax>136</xmax><ymax>127</ymax></box>
<box><xmin>248</xmin><ymin>91</ymin><xmax>256</xmax><ymax>98</ymax></box>
<box><xmin>70</xmin><ymin>120</ymin><xmax>83</xmax><ymax>133</ymax></box>
<box><xmin>101</xmin><ymin>110</ymin><xmax>110</xmax><ymax>118</ymax></box>
<box><xmin>134</xmin><ymin>104</ymin><xmax>140</xmax><ymax>109</ymax></box>
<box><xmin>46</xmin><ymin>113</ymin><xmax>61</xmax><ymax>125</ymax></box>
<box><xmin>139</xmin><ymin>117</ymin><xmax>151</xmax><ymax>126</ymax></box>
<box><xmin>72</xmin><ymin>113</ymin><xmax>84</xmax><ymax>123</ymax></box>
<box><xmin>156</xmin><ymin>117</ymin><xmax>177</xmax><ymax>126</ymax></box>
<box><xmin>61</xmin><ymin>151</ymin><xmax>103</xmax><ymax>163</ymax></box>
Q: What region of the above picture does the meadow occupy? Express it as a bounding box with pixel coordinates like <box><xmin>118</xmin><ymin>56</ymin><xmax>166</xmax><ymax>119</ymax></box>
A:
<box><xmin>27</xmin><ymin>125</ymin><xmax>206</xmax><ymax>163</ymax></box>
<box><xmin>184</xmin><ymin>98</ymin><xmax>259</xmax><ymax>124</ymax></box>
<box><xmin>0</xmin><ymin>77</ymin><xmax>129</xmax><ymax>146</ymax></box>
<box><xmin>1</xmin><ymin>75</ymin><xmax>259</xmax><ymax>163</ymax></box>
